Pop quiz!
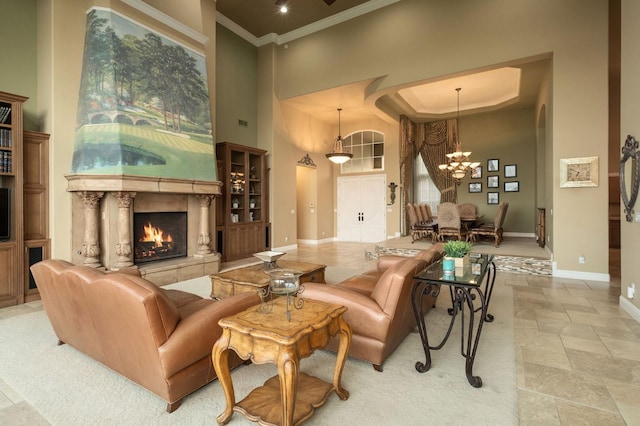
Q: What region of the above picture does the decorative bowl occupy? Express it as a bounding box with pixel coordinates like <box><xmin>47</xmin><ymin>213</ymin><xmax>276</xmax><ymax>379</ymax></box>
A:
<box><xmin>267</xmin><ymin>269</ymin><xmax>302</xmax><ymax>295</ymax></box>
<box><xmin>253</xmin><ymin>251</ymin><xmax>285</xmax><ymax>264</ymax></box>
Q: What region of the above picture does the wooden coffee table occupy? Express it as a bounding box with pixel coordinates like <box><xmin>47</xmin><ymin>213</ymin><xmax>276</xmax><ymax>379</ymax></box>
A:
<box><xmin>212</xmin><ymin>297</ymin><xmax>351</xmax><ymax>426</ymax></box>
<box><xmin>210</xmin><ymin>260</ymin><xmax>326</xmax><ymax>300</ymax></box>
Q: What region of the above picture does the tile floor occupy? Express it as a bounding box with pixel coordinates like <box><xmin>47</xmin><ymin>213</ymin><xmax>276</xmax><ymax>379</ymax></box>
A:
<box><xmin>0</xmin><ymin>242</ymin><xmax>637</xmax><ymax>425</ymax></box>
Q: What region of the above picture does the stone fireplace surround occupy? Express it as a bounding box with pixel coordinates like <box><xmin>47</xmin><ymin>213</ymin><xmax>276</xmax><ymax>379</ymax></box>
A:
<box><xmin>66</xmin><ymin>174</ymin><xmax>222</xmax><ymax>286</ymax></box>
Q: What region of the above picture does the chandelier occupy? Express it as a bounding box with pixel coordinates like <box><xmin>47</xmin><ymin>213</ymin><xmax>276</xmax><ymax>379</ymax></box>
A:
<box><xmin>438</xmin><ymin>88</ymin><xmax>480</xmax><ymax>180</ymax></box>
<box><xmin>326</xmin><ymin>108</ymin><xmax>353</xmax><ymax>164</ymax></box>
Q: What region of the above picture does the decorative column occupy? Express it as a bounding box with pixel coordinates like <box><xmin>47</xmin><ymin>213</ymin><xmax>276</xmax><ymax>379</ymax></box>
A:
<box><xmin>79</xmin><ymin>191</ymin><xmax>104</xmax><ymax>268</ymax></box>
<box><xmin>196</xmin><ymin>194</ymin><xmax>215</xmax><ymax>256</ymax></box>
<box><xmin>112</xmin><ymin>191</ymin><xmax>136</xmax><ymax>269</ymax></box>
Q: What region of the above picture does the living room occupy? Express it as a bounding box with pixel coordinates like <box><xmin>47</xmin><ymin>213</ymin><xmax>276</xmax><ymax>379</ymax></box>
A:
<box><xmin>1</xmin><ymin>0</ymin><xmax>640</xmax><ymax>424</ymax></box>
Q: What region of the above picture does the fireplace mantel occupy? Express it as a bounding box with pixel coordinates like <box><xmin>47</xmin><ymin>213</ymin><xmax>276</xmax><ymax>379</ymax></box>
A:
<box><xmin>65</xmin><ymin>174</ymin><xmax>222</xmax><ymax>195</ymax></box>
<box><xmin>65</xmin><ymin>174</ymin><xmax>223</xmax><ymax>286</ymax></box>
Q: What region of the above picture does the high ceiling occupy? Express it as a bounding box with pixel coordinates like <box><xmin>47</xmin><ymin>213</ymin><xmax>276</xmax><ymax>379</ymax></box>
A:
<box><xmin>216</xmin><ymin>0</ymin><xmax>371</xmax><ymax>39</ymax></box>
<box><xmin>215</xmin><ymin>0</ymin><xmax>548</xmax><ymax>125</ymax></box>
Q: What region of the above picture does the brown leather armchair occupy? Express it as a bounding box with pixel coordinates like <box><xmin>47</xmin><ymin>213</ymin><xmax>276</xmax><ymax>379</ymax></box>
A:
<box><xmin>302</xmin><ymin>246</ymin><xmax>443</xmax><ymax>371</ymax></box>
<box><xmin>30</xmin><ymin>259</ymin><xmax>261</xmax><ymax>412</ymax></box>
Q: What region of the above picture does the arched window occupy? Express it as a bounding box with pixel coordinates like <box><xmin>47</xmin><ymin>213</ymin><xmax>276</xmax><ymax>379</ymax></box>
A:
<box><xmin>340</xmin><ymin>130</ymin><xmax>384</xmax><ymax>173</ymax></box>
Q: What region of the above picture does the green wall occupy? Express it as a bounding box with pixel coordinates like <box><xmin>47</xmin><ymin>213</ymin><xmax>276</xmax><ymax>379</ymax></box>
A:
<box><xmin>215</xmin><ymin>24</ymin><xmax>258</xmax><ymax>146</ymax></box>
<box><xmin>456</xmin><ymin>108</ymin><xmax>537</xmax><ymax>234</ymax></box>
<box><xmin>0</xmin><ymin>0</ymin><xmax>38</xmax><ymax>130</ymax></box>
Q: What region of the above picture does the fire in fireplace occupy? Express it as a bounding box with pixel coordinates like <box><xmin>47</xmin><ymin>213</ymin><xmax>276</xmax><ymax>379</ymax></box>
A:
<box><xmin>133</xmin><ymin>212</ymin><xmax>187</xmax><ymax>264</ymax></box>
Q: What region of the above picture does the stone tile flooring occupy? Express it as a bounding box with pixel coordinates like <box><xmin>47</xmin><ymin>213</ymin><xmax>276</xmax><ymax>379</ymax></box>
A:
<box><xmin>0</xmin><ymin>241</ymin><xmax>636</xmax><ymax>425</ymax></box>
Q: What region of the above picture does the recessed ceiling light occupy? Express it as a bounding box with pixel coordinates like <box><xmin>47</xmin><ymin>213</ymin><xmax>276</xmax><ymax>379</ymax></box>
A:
<box><xmin>280</xmin><ymin>5</ymin><xmax>288</xmax><ymax>13</ymax></box>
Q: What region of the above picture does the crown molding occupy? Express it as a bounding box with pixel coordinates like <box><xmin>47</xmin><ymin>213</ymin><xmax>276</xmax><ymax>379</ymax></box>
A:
<box><xmin>121</xmin><ymin>0</ymin><xmax>208</xmax><ymax>45</ymax></box>
<box><xmin>217</xmin><ymin>0</ymin><xmax>401</xmax><ymax>47</ymax></box>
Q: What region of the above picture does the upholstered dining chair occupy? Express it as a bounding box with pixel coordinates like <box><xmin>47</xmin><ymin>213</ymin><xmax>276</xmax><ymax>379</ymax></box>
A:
<box><xmin>469</xmin><ymin>201</ymin><xmax>509</xmax><ymax>246</ymax></box>
<box><xmin>407</xmin><ymin>203</ymin><xmax>437</xmax><ymax>242</ymax></box>
<box><xmin>458</xmin><ymin>203</ymin><xmax>477</xmax><ymax>220</ymax></box>
<box><xmin>437</xmin><ymin>202</ymin><xmax>468</xmax><ymax>241</ymax></box>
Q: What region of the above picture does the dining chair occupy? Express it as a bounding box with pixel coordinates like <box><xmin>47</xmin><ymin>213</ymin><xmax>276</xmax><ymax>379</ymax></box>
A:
<box><xmin>469</xmin><ymin>201</ymin><xmax>509</xmax><ymax>246</ymax></box>
<box><xmin>407</xmin><ymin>203</ymin><xmax>437</xmax><ymax>242</ymax></box>
<box><xmin>437</xmin><ymin>202</ymin><xmax>468</xmax><ymax>241</ymax></box>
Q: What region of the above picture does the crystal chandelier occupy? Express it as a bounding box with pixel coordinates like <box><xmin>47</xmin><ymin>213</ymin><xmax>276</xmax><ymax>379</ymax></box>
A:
<box><xmin>438</xmin><ymin>88</ymin><xmax>480</xmax><ymax>180</ymax></box>
<box><xmin>326</xmin><ymin>108</ymin><xmax>353</xmax><ymax>164</ymax></box>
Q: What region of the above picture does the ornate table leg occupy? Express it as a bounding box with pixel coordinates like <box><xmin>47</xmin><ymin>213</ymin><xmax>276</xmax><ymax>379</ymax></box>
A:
<box><xmin>212</xmin><ymin>331</ymin><xmax>235</xmax><ymax>425</ymax></box>
<box><xmin>277</xmin><ymin>352</ymin><xmax>299</xmax><ymax>426</ymax></box>
<box><xmin>460</xmin><ymin>286</ymin><xmax>486</xmax><ymax>388</ymax></box>
<box><xmin>333</xmin><ymin>316</ymin><xmax>351</xmax><ymax>399</ymax></box>
<box><xmin>412</xmin><ymin>280</ymin><xmax>441</xmax><ymax>373</ymax></box>
<box><xmin>481</xmin><ymin>261</ymin><xmax>497</xmax><ymax>322</ymax></box>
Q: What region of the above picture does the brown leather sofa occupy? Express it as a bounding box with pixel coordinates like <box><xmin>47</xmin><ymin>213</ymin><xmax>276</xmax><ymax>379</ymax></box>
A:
<box><xmin>302</xmin><ymin>244</ymin><xmax>443</xmax><ymax>371</ymax></box>
<box><xmin>30</xmin><ymin>259</ymin><xmax>261</xmax><ymax>412</ymax></box>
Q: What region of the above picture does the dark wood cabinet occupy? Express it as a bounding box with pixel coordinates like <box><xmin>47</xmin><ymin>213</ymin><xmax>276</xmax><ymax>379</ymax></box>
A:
<box><xmin>216</xmin><ymin>142</ymin><xmax>270</xmax><ymax>261</ymax></box>
<box><xmin>23</xmin><ymin>130</ymin><xmax>50</xmax><ymax>302</ymax></box>
<box><xmin>0</xmin><ymin>91</ymin><xmax>27</xmax><ymax>307</ymax></box>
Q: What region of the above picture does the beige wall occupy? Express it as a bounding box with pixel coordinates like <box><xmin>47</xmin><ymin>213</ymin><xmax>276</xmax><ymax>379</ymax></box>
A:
<box><xmin>620</xmin><ymin>0</ymin><xmax>640</xmax><ymax>310</ymax></box>
<box><xmin>1</xmin><ymin>0</ymin><xmax>618</xmax><ymax>282</ymax></box>
<box><xmin>270</xmin><ymin>0</ymin><xmax>609</xmax><ymax>277</ymax></box>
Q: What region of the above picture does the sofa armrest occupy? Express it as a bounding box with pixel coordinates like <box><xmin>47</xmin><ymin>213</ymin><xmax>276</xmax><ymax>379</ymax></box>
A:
<box><xmin>158</xmin><ymin>291</ymin><xmax>260</xmax><ymax>378</ymax></box>
<box><xmin>303</xmin><ymin>283</ymin><xmax>391</xmax><ymax>341</ymax></box>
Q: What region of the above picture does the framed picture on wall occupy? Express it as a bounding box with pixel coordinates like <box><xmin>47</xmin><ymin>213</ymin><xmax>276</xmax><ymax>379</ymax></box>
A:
<box><xmin>487</xmin><ymin>175</ymin><xmax>499</xmax><ymax>188</ymax></box>
<box><xmin>487</xmin><ymin>159</ymin><xmax>499</xmax><ymax>172</ymax></box>
<box><xmin>471</xmin><ymin>166</ymin><xmax>482</xmax><ymax>179</ymax></box>
<box><xmin>504</xmin><ymin>181</ymin><xmax>519</xmax><ymax>192</ymax></box>
<box><xmin>504</xmin><ymin>164</ymin><xmax>517</xmax><ymax>178</ymax></box>
<box><xmin>469</xmin><ymin>182</ymin><xmax>482</xmax><ymax>193</ymax></box>
<box><xmin>487</xmin><ymin>192</ymin><xmax>499</xmax><ymax>205</ymax></box>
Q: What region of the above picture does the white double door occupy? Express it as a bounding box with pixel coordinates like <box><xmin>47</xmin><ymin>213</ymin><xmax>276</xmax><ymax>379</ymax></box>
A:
<box><xmin>337</xmin><ymin>175</ymin><xmax>386</xmax><ymax>243</ymax></box>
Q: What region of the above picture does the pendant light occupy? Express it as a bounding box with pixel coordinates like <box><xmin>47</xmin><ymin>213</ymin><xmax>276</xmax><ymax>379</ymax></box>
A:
<box><xmin>326</xmin><ymin>108</ymin><xmax>353</xmax><ymax>164</ymax></box>
<box><xmin>438</xmin><ymin>88</ymin><xmax>480</xmax><ymax>180</ymax></box>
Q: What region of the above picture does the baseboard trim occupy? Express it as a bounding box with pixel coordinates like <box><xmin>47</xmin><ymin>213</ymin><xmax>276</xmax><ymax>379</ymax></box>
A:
<box><xmin>552</xmin><ymin>263</ymin><xmax>610</xmax><ymax>282</ymax></box>
<box><xmin>503</xmin><ymin>232</ymin><xmax>536</xmax><ymax>238</ymax></box>
<box><xmin>619</xmin><ymin>296</ymin><xmax>640</xmax><ymax>324</ymax></box>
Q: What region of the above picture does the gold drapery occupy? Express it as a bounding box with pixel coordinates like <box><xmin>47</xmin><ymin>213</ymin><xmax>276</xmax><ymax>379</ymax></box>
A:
<box><xmin>417</xmin><ymin>119</ymin><xmax>458</xmax><ymax>203</ymax></box>
<box><xmin>399</xmin><ymin>115</ymin><xmax>458</xmax><ymax>235</ymax></box>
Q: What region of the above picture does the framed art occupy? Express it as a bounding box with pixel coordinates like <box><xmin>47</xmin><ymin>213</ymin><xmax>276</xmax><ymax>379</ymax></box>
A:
<box><xmin>487</xmin><ymin>175</ymin><xmax>499</xmax><ymax>188</ymax></box>
<box><xmin>487</xmin><ymin>192</ymin><xmax>499</xmax><ymax>204</ymax></box>
<box><xmin>504</xmin><ymin>164</ymin><xmax>517</xmax><ymax>178</ymax></box>
<box><xmin>504</xmin><ymin>181</ymin><xmax>519</xmax><ymax>192</ymax></box>
<box><xmin>471</xmin><ymin>166</ymin><xmax>482</xmax><ymax>179</ymax></box>
<box><xmin>469</xmin><ymin>182</ymin><xmax>482</xmax><ymax>193</ymax></box>
<box><xmin>487</xmin><ymin>159</ymin><xmax>499</xmax><ymax>172</ymax></box>
<box><xmin>559</xmin><ymin>156</ymin><xmax>599</xmax><ymax>188</ymax></box>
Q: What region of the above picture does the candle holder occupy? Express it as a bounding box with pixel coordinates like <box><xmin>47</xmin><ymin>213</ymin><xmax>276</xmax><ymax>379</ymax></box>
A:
<box><xmin>259</xmin><ymin>269</ymin><xmax>304</xmax><ymax>321</ymax></box>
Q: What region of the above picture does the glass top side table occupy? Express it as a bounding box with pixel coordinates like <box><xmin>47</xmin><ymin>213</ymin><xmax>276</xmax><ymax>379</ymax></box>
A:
<box><xmin>412</xmin><ymin>253</ymin><xmax>496</xmax><ymax>387</ymax></box>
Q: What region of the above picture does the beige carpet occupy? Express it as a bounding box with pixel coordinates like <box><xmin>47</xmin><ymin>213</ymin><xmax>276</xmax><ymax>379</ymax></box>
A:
<box><xmin>0</xmin><ymin>275</ymin><xmax>518</xmax><ymax>425</ymax></box>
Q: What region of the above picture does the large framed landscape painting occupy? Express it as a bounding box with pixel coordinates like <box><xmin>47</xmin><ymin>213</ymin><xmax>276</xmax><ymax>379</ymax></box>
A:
<box><xmin>72</xmin><ymin>8</ymin><xmax>216</xmax><ymax>181</ymax></box>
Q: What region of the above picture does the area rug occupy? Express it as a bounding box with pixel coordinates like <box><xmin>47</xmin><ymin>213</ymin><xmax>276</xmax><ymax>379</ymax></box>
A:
<box><xmin>0</xmin><ymin>278</ymin><xmax>518</xmax><ymax>425</ymax></box>
<box><xmin>370</xmin><ymin>246</ymin><xmax>552</xmax><ymax>276</ymax></box>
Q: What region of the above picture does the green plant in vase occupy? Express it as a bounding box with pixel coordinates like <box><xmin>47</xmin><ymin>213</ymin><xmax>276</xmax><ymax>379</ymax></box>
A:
<box><xmin>443</xmin><ymin>240</ymin><xmax>472</xmax><ymax>258</ymax></box>
<box><xmin>442</xmin><ymin>240</ymin><xmax>473</xmax><ymax>272</ymax></box>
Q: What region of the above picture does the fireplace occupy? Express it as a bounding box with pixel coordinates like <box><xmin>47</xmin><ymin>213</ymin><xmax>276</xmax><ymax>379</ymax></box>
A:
<box><xmin>134</xmin><ymin>212</ymin><xmax>187</xmax><ymax>265</ymax></box>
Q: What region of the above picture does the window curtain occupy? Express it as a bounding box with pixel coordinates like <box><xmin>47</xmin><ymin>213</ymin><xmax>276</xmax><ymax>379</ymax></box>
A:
<box><xmin>400</xmin><ymin>116</ymin><xmax>459</xmax><ymax>234</ymax></box>
<box><xmin>416</xmin><ymin>119</ymin><xmax>458</xmax><ymax>204</ymax></box>
<box><xmin>399</xmin><ymin>115</ymin><xmax>416</xmax><ymax>235</ymax></box>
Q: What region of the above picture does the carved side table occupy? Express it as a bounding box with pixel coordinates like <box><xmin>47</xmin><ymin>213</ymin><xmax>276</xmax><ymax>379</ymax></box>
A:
<box><xmin>212</xmin><ymin>297</ymin><xmax>351</xmax><ymax>426</ymax></box>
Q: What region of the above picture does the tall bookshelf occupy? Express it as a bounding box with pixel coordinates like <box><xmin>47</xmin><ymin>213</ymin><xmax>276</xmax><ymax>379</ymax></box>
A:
<box><xmin>215</xmin><ymin>142</ymin><xmax>270</xmax><ymax>261</ymax></box>
<box><xmin>0</xmin><ymin>91</ymin><xmax>27</xmax><ymax>308</ymax></box>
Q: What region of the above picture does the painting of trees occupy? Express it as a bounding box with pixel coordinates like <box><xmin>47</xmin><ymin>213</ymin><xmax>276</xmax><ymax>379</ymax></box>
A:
<box><xmin>73</xmin><ymin>8</ymin><xmax>215</xmax><ymax>181</ymax></box>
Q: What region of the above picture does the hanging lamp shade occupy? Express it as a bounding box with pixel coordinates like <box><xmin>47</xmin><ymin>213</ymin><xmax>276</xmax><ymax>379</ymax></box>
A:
<box><xmin>326</xmin><ymin>108</ymin><xmax>352</xmax><ymax>164</ymax></box>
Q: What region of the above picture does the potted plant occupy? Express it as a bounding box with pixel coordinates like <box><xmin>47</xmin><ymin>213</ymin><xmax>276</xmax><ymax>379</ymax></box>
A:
<box><xmin>442</xmin><ymin>240</ymin><xmax>473</xmax><ymax>272</ymax></box>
